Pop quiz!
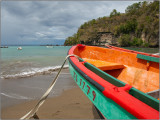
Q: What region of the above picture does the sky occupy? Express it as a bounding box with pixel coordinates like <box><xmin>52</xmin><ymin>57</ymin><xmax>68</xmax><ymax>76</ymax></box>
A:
<box><xmin>1</xmin><ymin>1</ymin><xmax>139</xmax><ymax>46</ymax></box>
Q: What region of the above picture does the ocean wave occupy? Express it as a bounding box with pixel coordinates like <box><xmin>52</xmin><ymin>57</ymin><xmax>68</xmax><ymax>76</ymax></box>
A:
<box><xmin>1</xmin><ymin>65</ymin><xmax>69</xmax><ymax>79</ymax></box>
<box><xmin>1</xmin><ymin>92</ymin><xmax>33</xmax><ymax>100</ymax></box>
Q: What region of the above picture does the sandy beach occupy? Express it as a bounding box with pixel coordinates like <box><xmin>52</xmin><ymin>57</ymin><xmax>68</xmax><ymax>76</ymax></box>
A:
<box><xmin>1</xmin><ymin>88</ymin><xmax>101</xmax><ymax>119</ymax></box>
<box><xmin>1</xmin><ymin>69</ymin><xmax>101</xmax><ymax>119</ymax></box>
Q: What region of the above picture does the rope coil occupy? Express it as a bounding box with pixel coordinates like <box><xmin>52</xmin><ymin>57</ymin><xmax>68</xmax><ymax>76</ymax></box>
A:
<box><xmin>20</xmin><ymin>54</ymin><xmax>80</xmax><ymax>119</ymax></box>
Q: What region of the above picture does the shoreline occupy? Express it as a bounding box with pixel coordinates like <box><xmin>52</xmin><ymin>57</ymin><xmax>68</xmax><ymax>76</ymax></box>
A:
<box><xmin>1</xmin><ymin>65</ymin><xmax>69</xmax><ymax>80</ymax></box>
<box><xmin>1</xmin><ymin>68</ymin><xmax>76</xmax><ymax>109</ymax></box>
<box><xmin>1</xmin><ymin>87</ymin><xmax>101</xmax><ymax>119</ymax></box>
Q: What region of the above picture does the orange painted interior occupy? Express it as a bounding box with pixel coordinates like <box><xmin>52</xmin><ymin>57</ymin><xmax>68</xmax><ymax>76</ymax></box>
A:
<box><xmin>83</xmin><ymin>58</ymin><xmax>125</xmax><ymax>71</ymax></box>
<box><xmin>73</xmin><ymin>46</ymin><xmax>159</xmax><ymax>93</ymax></box>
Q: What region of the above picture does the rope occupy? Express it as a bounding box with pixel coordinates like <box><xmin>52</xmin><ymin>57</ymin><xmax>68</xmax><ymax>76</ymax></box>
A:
<box><xmin>20</xmin><ymin>54</ymin><xmax>80</xmax><ymax>119</ymax></box>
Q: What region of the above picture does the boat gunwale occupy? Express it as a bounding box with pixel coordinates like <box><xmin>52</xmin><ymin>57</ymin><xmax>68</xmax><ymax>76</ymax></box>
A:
<box><xmin>106</xmin><ymin>45</ymin><xmax>159</xmax><ymax>58</ymax></box>
<box><xmin>68</xmin><ymin>57</ymin><xmax>105</xmax><ymax>92</ymax></box>
<box><xmin>68</xmin><ymin>44</ymin><xmax>159</xmax><ymax>119</ymax></box>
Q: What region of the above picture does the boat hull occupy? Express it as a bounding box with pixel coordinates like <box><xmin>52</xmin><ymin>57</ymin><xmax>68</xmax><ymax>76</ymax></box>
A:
<box><xmin>69</xmin><ymin>62</ymin><xmax>136</xmax><ymax>119</ymax></box>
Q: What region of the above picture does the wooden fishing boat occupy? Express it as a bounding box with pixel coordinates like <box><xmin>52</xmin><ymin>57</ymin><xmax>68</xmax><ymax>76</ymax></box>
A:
<box><xmin>68</xmin><ymin>44</ymin><xmax>159</xmax><ymax>119</ymax></box>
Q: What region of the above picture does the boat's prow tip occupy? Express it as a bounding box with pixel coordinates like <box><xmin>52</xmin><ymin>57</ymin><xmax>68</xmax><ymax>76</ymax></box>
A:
<box><xmin>77</xmin><ymin>44</ymin><xmax>85</xmax><ymax>50</ymax></box>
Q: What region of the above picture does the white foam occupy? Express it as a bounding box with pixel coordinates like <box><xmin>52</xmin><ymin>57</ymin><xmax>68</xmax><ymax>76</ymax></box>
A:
<box><xmin>1</xmin><ymin>93</ymin><xmax>33</xmax><ymax>100</ymax></box>
<box><xmin>19</xmin><ymin>85</ymin><xmax>45</xmax><ymax>91</ymax></box>
<box><xmin>1</xmin><ymin>65</ymin><xmax>69</xmax><ymax>79</ymax></box>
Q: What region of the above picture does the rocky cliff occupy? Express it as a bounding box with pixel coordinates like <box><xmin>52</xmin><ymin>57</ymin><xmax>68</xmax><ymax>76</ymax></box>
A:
<box><xmin>64</xmin><ymin>1</ymin><xmax>159</xmax><ymax>47</ymax></box>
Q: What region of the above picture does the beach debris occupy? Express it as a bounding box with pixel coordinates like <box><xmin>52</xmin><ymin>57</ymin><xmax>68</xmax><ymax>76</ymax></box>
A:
<box><xmin>30</xmin><ymin>113</ymin><xmax>39</xmax><ymax>119</ymax></box>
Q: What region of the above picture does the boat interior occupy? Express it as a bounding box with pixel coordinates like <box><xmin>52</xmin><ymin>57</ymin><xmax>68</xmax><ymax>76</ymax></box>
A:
<box><xmin>73</xmin><ymin>46</ymin><xmax>159</xmax><ymax>111</ymax></box>
<box><xmin>83</xmin><ymin>57</ymin><xmax>159</xmax><ymax>94</ymax></box>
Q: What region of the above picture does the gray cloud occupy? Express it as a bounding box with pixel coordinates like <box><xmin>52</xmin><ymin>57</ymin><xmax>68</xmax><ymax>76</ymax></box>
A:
<box><xmin>1</xmin><ymin>1</ymin><xmax>137</xmax><ymax>45</ymax></box>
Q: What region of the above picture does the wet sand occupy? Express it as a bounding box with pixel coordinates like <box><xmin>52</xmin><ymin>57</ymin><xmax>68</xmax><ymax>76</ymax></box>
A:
<box><xmin>1</xmin><ymin>69</ymin><xmax>101</xmax><ymax>119</ymax></box>
<box><xmin>1</xmin><ymin>88</ymin><xmax>101</xmax><ymax>119</ymax></box>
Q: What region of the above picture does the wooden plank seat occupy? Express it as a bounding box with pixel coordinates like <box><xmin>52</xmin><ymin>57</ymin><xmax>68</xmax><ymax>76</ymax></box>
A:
<box><xmin>83</xmin><ymin>58</ymin><xmax>125</xmax><ymax>71</ymax></box>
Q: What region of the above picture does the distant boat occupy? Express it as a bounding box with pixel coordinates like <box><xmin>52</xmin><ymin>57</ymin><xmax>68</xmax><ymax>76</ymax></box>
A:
<box><xmin>46</xmin><ymin>46</ymin><xmax>53</xmax><ymax>48</ymax></box>
<box><xmin>17</xmin><ymin>47</ymin><xmax>22</xmax><ymax>50</ymax></box>
<box><xmin>68</xmin><ymin>44</ymin><xmax>159</xmax><ymax>119</ymax></box>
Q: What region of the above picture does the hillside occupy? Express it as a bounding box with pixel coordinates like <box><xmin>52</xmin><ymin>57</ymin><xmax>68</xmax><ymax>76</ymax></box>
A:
<box><xmin>64</xmin><ymin>1</ymin><xmax>159</xmax><ymax>47</ymax></box>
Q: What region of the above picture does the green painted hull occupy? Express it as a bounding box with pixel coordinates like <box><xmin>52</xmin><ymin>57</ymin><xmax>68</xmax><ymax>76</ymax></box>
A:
<box><xmin>69</xmin><ymin>63</ymin><xmax>137</xmax><ymax>119</ymax></box>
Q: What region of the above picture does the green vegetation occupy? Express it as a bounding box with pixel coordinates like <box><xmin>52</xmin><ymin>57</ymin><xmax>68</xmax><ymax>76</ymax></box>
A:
<box><xmin>118</xmin><ymin>34</ymin><xmax>131</xmax><ymax>47</ymax></box>
<box><xmin>118</xmin><ymin>35</ymin><xmax>144</xmax><ymax>47</ymax></box>
<box><xmin>110</xmin><ymin>9</ymin><xmax>120</xmax><ymax>18</ymax></box>
<box><xmin>64</xmin><ymin>1</ymin><xmax>159</xmax><ymax>47</ymax></box>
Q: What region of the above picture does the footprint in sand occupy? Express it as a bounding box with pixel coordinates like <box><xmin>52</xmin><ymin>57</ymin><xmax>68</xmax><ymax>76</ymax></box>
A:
<box><xmin>52</xmin><ymin>110</ymin><xmax>61</xmax><ymax>116</ymax></box>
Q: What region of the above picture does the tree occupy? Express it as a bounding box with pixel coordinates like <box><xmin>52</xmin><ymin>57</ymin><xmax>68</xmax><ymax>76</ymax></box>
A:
<box><xmin>125</xmin><ymin>2</ymin><xmax>141</xmax><ymax>15</ymax></box>
<box><xmin>110</xmin><ymin>9</ymin><xmax>120</xmax><ymax>17</ymax></box>
<box><xmin>118</xmin><ymin>34</ymin><xmax>131</xmax><ymax>47</ymax></box>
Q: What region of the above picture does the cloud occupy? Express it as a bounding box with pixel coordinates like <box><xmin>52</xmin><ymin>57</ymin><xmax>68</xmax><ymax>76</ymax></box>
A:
<box><xmin>1</xmin><ymin>1</ymin><xmax>137</xmax><ymax>45</ymax></box>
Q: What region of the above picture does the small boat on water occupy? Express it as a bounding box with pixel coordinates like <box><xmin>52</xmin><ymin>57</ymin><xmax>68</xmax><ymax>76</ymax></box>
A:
<box><xmin>46</xmin><ymin>46</ymin><xmax>53</xmax><ymax>48</ymax></box>
<box><xmin>68</xmin><ymin>44</ymin><xmax>159</xmax><ymax>119</ymax></box>
<box><xmin>17</xmin><ymin>47</ymin><xmax>22</xmax><ymax>50</ymax></box>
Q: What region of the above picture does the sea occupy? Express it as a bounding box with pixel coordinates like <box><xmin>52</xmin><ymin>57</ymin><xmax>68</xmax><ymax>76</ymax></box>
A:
<box><xmin>0</xmin><ymin>46</ymin><xmax>159</xmax><ymax>109</ymax></box>
<box><xmin>1</xmin><ymin>46</ymin><xmax>72</xmax><ymax>79</ymax></box>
